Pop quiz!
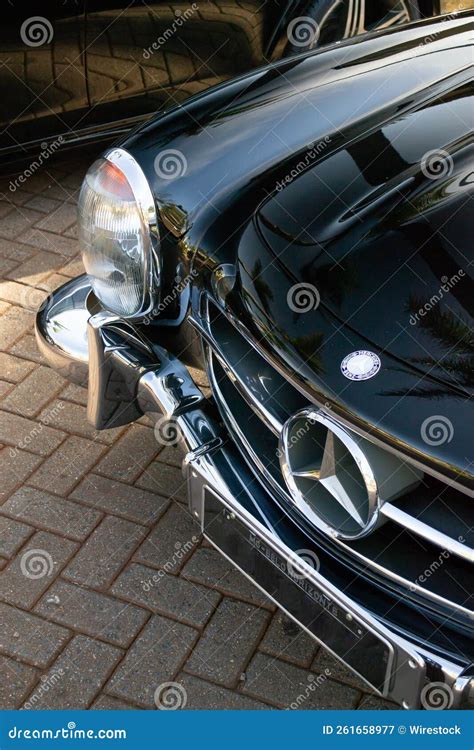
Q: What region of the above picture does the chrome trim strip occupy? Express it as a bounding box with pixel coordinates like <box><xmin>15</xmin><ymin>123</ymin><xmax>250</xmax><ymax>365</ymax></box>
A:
<box><xmin>382</xmin><ymin>502</ymin><xmax>474</xmax><ymax>564</ymax></box>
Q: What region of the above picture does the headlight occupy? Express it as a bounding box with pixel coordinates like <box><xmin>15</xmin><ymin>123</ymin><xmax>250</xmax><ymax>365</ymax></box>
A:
<box><xmin>78</xmin><ymin>148</ymin><xmax>159</xmax><ymax>318</ymax></box>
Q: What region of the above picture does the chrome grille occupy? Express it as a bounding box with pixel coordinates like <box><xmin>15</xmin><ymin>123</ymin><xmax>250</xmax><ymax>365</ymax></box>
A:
<box><xmin>200</xmin><ymin>297</ymin><xmax>474</xmax><ymax>632</ymax></box>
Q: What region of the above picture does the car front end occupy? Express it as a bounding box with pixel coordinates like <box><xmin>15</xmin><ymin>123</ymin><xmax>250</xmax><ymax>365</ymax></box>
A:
<box><xmin>35</xmin><ymin>12</ymin><xmax>474</xmax><ymax>710</ymax></box>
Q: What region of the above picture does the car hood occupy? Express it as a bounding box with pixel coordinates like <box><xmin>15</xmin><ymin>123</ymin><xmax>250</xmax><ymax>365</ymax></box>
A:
<box><xmin>257</xmin><ymin>85</ymin><xmax>473</xmax><ymax>397</ymax></box>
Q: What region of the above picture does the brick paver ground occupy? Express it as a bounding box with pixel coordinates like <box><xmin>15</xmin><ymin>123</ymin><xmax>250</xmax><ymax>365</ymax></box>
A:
<box><xmin>0</xmin><ymin>151</ymin><xmax>397</xmax><ymax>710</ymax></box>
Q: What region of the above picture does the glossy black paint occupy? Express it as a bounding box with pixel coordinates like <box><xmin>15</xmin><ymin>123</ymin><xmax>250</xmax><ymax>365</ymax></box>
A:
<box><xmin>0</xmin><ymin>0</ymin><xmax>427</xmax><ymax>166</ymax></box>
<box><xmin>120</xmin><ymin>12</ymin><xmax>473</xmax><ymax>491</ymax></box>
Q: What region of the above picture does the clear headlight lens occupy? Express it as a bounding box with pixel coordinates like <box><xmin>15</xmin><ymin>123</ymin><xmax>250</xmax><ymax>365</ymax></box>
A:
<box><xmin>78</xmin><ymin>156</ymin><xmax>157</xmax><ymax>317</ymax></box>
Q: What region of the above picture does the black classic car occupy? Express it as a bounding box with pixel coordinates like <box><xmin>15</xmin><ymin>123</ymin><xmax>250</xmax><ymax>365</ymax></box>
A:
<box><xmin>36</xmin><ymin>12</ymin><xmax>473</xmax><ymax>709</ymax></box>
<box><xmin>1</xmin><ymin>0</ymin><xmax>438</xmax><ymax>168</ymax></box>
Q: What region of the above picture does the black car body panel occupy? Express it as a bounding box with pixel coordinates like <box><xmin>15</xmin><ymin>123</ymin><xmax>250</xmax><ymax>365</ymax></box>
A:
<box><xmin>121</xmin><ymin>13</ymin><xmax>474</xmax><ymax>492</ymax></box>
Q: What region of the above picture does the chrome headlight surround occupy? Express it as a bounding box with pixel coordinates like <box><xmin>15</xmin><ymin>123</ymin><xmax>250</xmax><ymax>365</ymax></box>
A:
<box><xmin>78</xmin><ymin>147</ymin><xmax>160</xmax><ymax>320</ymax></box>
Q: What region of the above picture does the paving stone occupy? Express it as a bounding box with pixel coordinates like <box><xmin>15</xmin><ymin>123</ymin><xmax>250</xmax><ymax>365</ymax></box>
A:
<box><xmin>37</xmin><ymin>273</ymin><xmax>70</xmax><ymax>293</ymax></box>
<box><xmin>59</xmin><ymin>256</ymin><xmax>84</xmax><ymax>278</ymax></box>
<box><xmin>260</xmin><ymin>612</ymin><xmax>318</xmax><ymax>668</ymax></box>
<box><xmin>23</xmin><ymin>635</ymin><xmax>123</xmax><ymax>710</ymax></box>
<box><xmin>27</xmin><ymin>435</ymin><xmax>107</xmax><ymax>496</ymax></box>
<box><xmin>176</xmin><ymin>674</ymin><xmax>269</xmax><ymax>710</ymax></box>
<box><xmin>107</xmin><ymin>614</ymin><xmax>198</xmax><ymax>708</ymax></box>
<box><xmin>242</xmin><ymin>653</ymin><xmax>360</xmax><ymax>709</ymax></box>
<box><xmin>9</xmin><ymin>333</ymin><xmax>47</xmax><ymax>364</ymax></box>
<box><xmin>0</xmin><ymin>655</ymin><xmax>38</xmax><ymax>708</ymax></box>
<box><xmin>0</xmin><ymin>530</ymin><xmax>78</xmax><ymax>609</ymax></box>
<box><xmin>0</xmin><ymin>306</ymin><xmax>34</xmax><ymax>349</ymax></box>
<box><xmin>38</xmin><ymin>399</ymin><xmax>126</xmax><ymax>444</ymax></box>
<box><xmin>111</xmin><ymin>562</ymin><xmax>220</xmax><ymax>629</ymax></box>
<box><xmin>1</xmin><ymin>486</ymin><xmax>102</xmax><ymax>541</ymax></box>
<box><xmin>60</xmin><ymin>383</ymin><xmax>88</xmax><ymax>406</ymax></box>
<box><xmin>0</xmin><ymin>239</ymin><xmax>36</xmax><ymax>261</ymax></box>
<box><xmin>6</xmin><ymin>250</ymin><xmax>62</xmax><ymax>286</ymax></box>
<box><xmin>64</xmin><ymin>515</ymin><xmax>148</xmax><ymax>590</ymax></box>
<box><xmin>91</xmin><ymin>694</ymin><xmax>136</xmax><ymax>710</ymax></box>
<box><xmin>35</xmin><ymin>203</ymin><xmax>77</xmax><ymax>234</ymax></box>
<box><xmin>1</xmin><ymin>366</ymin><xmax>64</xmax><ymax>417</ymax></box>
<box><xmin>0</xmin><ymin>516</ymin><xmax>34</xmax><ymax>557</ymax></box>
<box><xmin>19</xmin><ymin>228</ymin><xmax>79</xmax><ymax>257</ymax></box>
<box><xmin>135</xmin><ymin>459</ymin><xmax>187</xmax><ymax>503</ymax></box>
<box><xmin>70</xmin><ymin>474</ymin><xmax>169</xmax><ymax>525</ymax></box>
<box><xmin>0</xmin><ymin>601</ymin><xmax>71</xmax><ymax>668</ymax></box>
<box><xmin>35</xmin><ymin>579</ymin><xmax>149</xmax><ymax>648</ymax></box>
<box><xmin>0</xmin><ymin>411</ymin><xmax>65</xmax><ymax>456</ymax></box>
<box><xmin>0</xmin><ymin>208</ymin><xmax>43</xmax><ymax>240</ymax></box>
<box><xmin>0</xmin><ymin>280</ymin><xmax>49</xmax><ymax>310</ymax></box>
<box><xmin>182</xmin><ymin>547</ymin><xmax>272</xmax><ymax>609</ymax></box>
<box><xmin>95</xmin><ymin>424</ymin><xmax>158</xmax><ymax>483</ymax></box>
<box><xmin>133</xmin><ymin>504</ymin><xmax>200</xmax><ymax>573</ymax></box>
<box><xmin>0</xmin><ymin>447</ymin><xmax>43</xmax><ymax>503</ymax></box>
<box><xmin>0</xmin><ymin>352</ymin><xmax>36</xmax><ymax>383</ymax></box>
<box><xmin>184</xmin><ymin>598</ymin><xmax>270</xmax><ymax>688</ymax></box>
<box><xmin>24</xmin><ymin>195</ymin><xmax>62</xmax><ymax>214</ymax></box>
<box><xmin>357</xmin><ymin>693</ymin><xmax>400</xmax><ymax>710</ymax></box>
<box><xmin>155</xmin><ymin>446</ymin><xmax>183</xmax><ymax>468</ymax></box>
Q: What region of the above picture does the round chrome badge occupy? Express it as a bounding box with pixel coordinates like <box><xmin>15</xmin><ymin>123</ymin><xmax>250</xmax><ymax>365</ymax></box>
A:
<box><xmin>341</xmin><ymin>350</ymin><xmax>381</xmax><ymax>381</ymax></box>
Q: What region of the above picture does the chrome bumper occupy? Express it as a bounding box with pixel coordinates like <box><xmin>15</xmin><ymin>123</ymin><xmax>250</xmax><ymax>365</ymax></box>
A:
<box><xmin>36</xmin><ymin>276</ymin><xmax>474</xmax><ymax>710</ymax></box>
